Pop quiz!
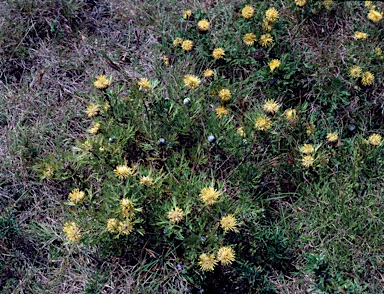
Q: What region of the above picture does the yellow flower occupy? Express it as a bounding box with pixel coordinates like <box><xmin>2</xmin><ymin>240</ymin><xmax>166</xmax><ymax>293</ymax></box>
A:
<box><xmin>220</xmin><ymin>214</ymin><xmax>238</xmax><ymax>232</ymax></box>
<box><xmin>243</xmin><ymin>33</ymin><xmax>257</xmax><ymax>46</ymax></box>
<box><xmin>368</xmin><ymin>9</ymin><xmax>382</xmax><ymax>23</ymax></box>
<box><xmin>118</xmin><ymin>220</ymin><xmax>133</xmax><ymax>235</ymax></box>
<box><xmin>306</xmin><ymin>125</ymin><xmax>315</xmax><ymax>135</ymax></box>
<box><xmin>163</xmin><ymin>55</ymin><xmax>169</xmax><ymax>66</ymax></box>
<box><xmin>301</xmin><ymin>144</ymin><xmax>314</xmax><ymax>155</ymax></box>
<box><xmin>216</xmin><ymin>106</ymin><xmax>229</xmax><ymax>119</ymax></box>
<box><xmin>139</xmin><ymin>176</ymin><xmax>154</xmax><ymax>187</ymax></box>
<box><xmin>263</xmin><ymin>100</ymin><xmax>280</xmax><ymax>114</ymax></box>
<box><xmin>242</xmin><ymin>5</ymin><xmax>254</xmax><ymax>19</ymax></box>
<box><xmin>200</xmin><ymin>187</ymin><xmax>222</xmax><ymax>206</ymax></box>
<box><xmin>324</xmin><ymin>0</ymin><xmax>332</xmax><ymax>10</ymax></box>
<box><xmin>197</xmin><ymin>19</ymin><xmax>210</xmax><ymax>31</ymax></box>
<box><xmin>86</xmin><ymin>104</ymin><xmax>100</xmax><ymax>118</ymax></box>
<box><xmin>203</xmin><ymin>69</ymin><xmax>214</xmax><ymax>78</ymax></box>
<box><xmin>138</xmin><ymin>78</ymin><xmax>153</xmax><ymax>91</ymax></box>
<box><xmin>259</xmin><ymin>34</ymin><xmax>273</xmax><ymax>47</ymax></box>
<box><xmin>43</xmin><ymin>165</ymin><xmax>54</xmax><ymax>178</ymax></box>
<box><xmin>326</xmin><ymin>132</ymin><xmax>338</xmax><ymax>143</ymax></box>
<box><xmin>349</xmin><ymin>66</ymin><xmax>362</xmax><ymax>78</ymax></box>
<box><xmin>121</xmin><ymin>198</ymin><xmax>135</xmax><ymax>218</ymax></box>
<box><xmin>114</xmin><ymin>164</ymin><xmax>134</xmax><ymax>179</ymax></box>
<box><xmin>284</xmin><ymin>109</ymin><xmax>297</xmax><ymax>120</ymax></box>
<box><xmin>295</xmin><ymin>0</ymin><xmax>306</xmax><ymax>7</ymax></box>
<box><xmin>68</xmin><ymin>188</ymin><xmax>85</xmax><ymax>204</ymax></box>
<box><xmin>354</xmin><ymin>31</ymin><xmax>368</xmax><ymax>40</ymax></box>
<box><xmin>212</xmin><ymin>48</ymin><xmax>225</xmax><ymax>59</ymax></box>
<box><xmin>93</xmin><ymin>75</ymin><xmax>111</xmax><ymax>90</ymax></box>
<box><xmin>103</xmin><ymin>102</ymin><xmax>110</xmax><ymax>111</ymax></box>
<box><xmin>82</xmin><ymin>140</ymin><xmax>91</xmax><ymax>150</ymax></box>
<box><xmin>364</xmin><ymin>1</ymin><xmax>373</xmax><ymax>8</ymax></box>
<box><xmin>302</xmin><ymin>155</ymin><xmax>314</xmax><ymax>168</ymax></box>
<box><xmin>63</xmin><ymin>221</ymin><xmax>81</xmax><ymax>242</ymax></box>
<box><xmin>265</xmin><ymin>8</ymin><xmax>279</xmax><ymax>22</ymax></box>
<box><xmin>262</xmin><ymin>19</ymin><xmax>274</xmax><ymax>31</ymax></box>
<box><xmin>375</xmin><ymin>47</ymin><xmax>383</xmax><ymax>60</ymax></box>
<box><xmin>183</xmin><ymin>10</ymin><xmax>192</xmax><ymax>19</ymax></box>
<box><xmin>237</xmin><ymin>126</ymin><xmax>246</xmax><ymax>137</ymax></box>
<box><xmin>254</xmin><ymin>115</ymin><xmax>272</xmax><ymax>131</ymax></box>
<box><xmin>268</xmin><ymin>59</ymin><xmax>281</xmax><ymax>72</ymax></box>
<box><xmin>218</xmin><ymin>89</ymin><xmax>231</xmax><ymax>102</ymax></box>
<box><xmin>181</xmin><ymin>40</ymin><xmax>194</xmax><ymax>51</ymax></box>
<box><xmin>217</xmin><ymin>247</ymin><xmax>235</xmax><ymax>266</ymax></box>
<box><xmin>167</xmin><ymin>206</ymin><xmax>185</xmax><ymax>224</ymax></box>
<box><xmin>184</xmin><ymin>74</ymin><xmax>201</xmax><ymax>89</ymax></box>
<box><xmin>368</xmin><ymin>134</ymin><xmax>381</xmax><ymax>146</ymax></box>
<box><xmin>361</xmin><ymin>72</ymin><xmax>374</xmax><ymax>86</ymax></box>
<box><xmin>198</xmin><ymin>253</ymin><xmax>217</xmax><ymax>271</ymax></box>
<box><xmin>107</xmin><ymin>218</ymin><xmax>119</xmax><ymax>233</ymax></box>
<box><xmin>88</xmin><ymin>122</ymin><xmax>100</xmax><ymax>135</ymax></box>
<box><xmin>173</xmin><ymin>37</ymin><xmax>183</xmax><ymax>47</ymax></box>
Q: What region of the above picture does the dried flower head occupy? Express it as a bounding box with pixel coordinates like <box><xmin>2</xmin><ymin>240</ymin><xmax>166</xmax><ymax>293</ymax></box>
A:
<box><xmin>301</xmin><ymin>144</ymin><xmax>314</xmax><ymax>155</ymax></box>
<box><xmin>121</xmin><ymin>198</ymin><xmax>135</xmax><ymax>218</ymax></box>
<box><xmin>107</xmin><ymin>218</ymin><xmax>119</xmax><ymax>233</ymax></box>
<box><xmin>204</xmin><ymin>69</ymin><xmax>214</xmax><ymax>78</ymax></box>
<box><xmin>243</xmin><ymin>33</ymin><xmax>257</xmax><ymax>46</ymax></box>
<box><xmin>198</xmin><ymin>253</ymin><xmax>217</xmax><ymax>271</ymax></box>
<box><xmin>94</xmin><ymin>75</ymin><xmax>111</xmax><ymax>90</ymax></box>
<box><xmin>265</xmin><ymin>8</ymin><xmax>279</xmax><ymax>22</ymax></box>
<box><xmin>220</xmin><ymin>214</ymin><xmax>238</xmax><ymax>232</ymax></box>
<box><xmin>212</xmin><ymin>48</ymin><xmax>225</xmax><ymax>59</ymax></box>
<box><xmin>167</xmin><ymin>206</ymin><xmax>185</xmax><ymax>224</ymax></box>
<box><xmin>301</xmin><ymin>155</ymin><xmax>314</xmax><ymax>168</ymax></box>
<box><xmin>295</xmin><ymin>0</ymin><xmax>306</xmax><ymax>7</ymax></box>
<box><xmin>200</xmin><ymin>187</ymin><xmax>222</xmax><ymax>206</ymax></box>
<box><xmin>259</xmin><ymin>34</ymin><xmax>273</xmax><ymax>47</ymax></box>
<box><xmin>218</xmin><ymin>89</ymin><xmax>231</xmax><ymax>102</ymax></box>
<box><xmin>284</xmin><ymin>109</ymin><xmax>297</xmax><ymax>120</ymax></box>
<box><xmin>368</xmin><ymin>9</ymin><xmax>382</xmax><ymax>23</ymax></box>
<box><xmin>184</xmin><ymin>74</ymin><xmax>201</xmax><ymax>89</ymax></box>
<box><xmin>86</xmin><ymin>104</ymin><xmax>100</xmax><ymax>118</ymax></box>
<box><xmin>349</xmin><ymin>66</ymin><xmax>362</xmax><ymax>78</ymax></box>
<box><xmin>242</xmin><ymin>5</ymin><xmax>254</xmax><ymax>19</ymax></box>
<box><xmin>139</xmin><ymin>176</ymin><xmax>154</xmax><ymax>187</ymax></box>
<box><xmin>181</xmin><ymin>40</ymin><xmax>194</xmax><ymax>51</ymax></box>
<box><xmin>138</xmin><ymin>78</ymin><xmax>153</xmax><ymax>91</ymax></box>
<box><xmin>68</xmin><ymin>188</ymin><xmax>85</xmax><ymax>204</ymax></box>
<box><xmin>88</xmin><ymin>122</ymin><xmax>100</xmax><ymax>135</ymax></box>
<box><xmin>173</xmin><ymin>37</ymin><xmax>183</xmax><ymax>47</ymax></box>
<box><xmin>268</xmin><ymin>59</ymin><xmax>281</xmax><ymax>72</ymax></box>
<box><xmin>354</xmin><ymin>31</ymin><xmax>368</xmax><ymax>40</ymax></box>
<box><xmin>216</xmin><ymin>106</ymin><xmax>229</xmax><ymax>119</ymax></box>
<box><xmin>361</xmin><ymin>72</ymin><xmax>374</xmax><ymax>86</ymax></box>
<box><xmin>118</xmin><ymin>220</ymin><xmax>133</xmax><ymax>235</ymax></box>
<box><xmin>254</xmin><ymin>115</ymin><xmax>272</xmax><ymax>131</ymax></box>
<box><xmin>368</xmin><ymin>134</ymin><xmax>381</xmax><ymax>146</ymax></box>
<box><xmin>326</xmin><ymin>132</ymin><xmax>339</xmax><ymax>143</ymax></box>
<box><xmin>197</xmin><ymin>19</ymin><xmax>210</xmax><ymax>31</ymax></box>
<box><xmin>63</xmin><ymin>221</ymin><xmax>81</xmax><ymax>242</ymax></box>
<box><xmin>217</xmin><ymin>247</ymin><xmax>236</xmax><ymax>266</ymax></box>
<box><xmin>263</xmin><ymin>100</ymin><xmax>280</xmax><ymax>114</ymax></box>
<box><xmin>114</xmin><ymin>164</ymin><xmax>134</xmax><ymax>179</ymax></box>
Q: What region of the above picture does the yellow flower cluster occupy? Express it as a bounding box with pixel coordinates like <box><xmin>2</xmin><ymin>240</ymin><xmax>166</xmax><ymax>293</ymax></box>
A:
<box><xmin>121</xmin><ymin>198</ymin><xmax>135</xmax><ymax>218</ymax></box>
<box><xmin>368</xmin><ymin>9</ymin><xmax>382</xmax><ymax>23</ymax></box>
<box><xmin>68</xmin><ymin>188</ymin><xmax>85</xmax><ymax>204</ymax></box>
<box><xmin>63</xmin><ymin>221</ymin><xmax>81</xmax><ymax>242</ymax></box>
<box><xmin>218</xmin><ymin>88</ymin><xmax>231</xmax><ymax>102</ymax></box>
<box><xmin>259</xmin><ymin>34</ymin><xmax>273</xmax><ymax>47</ymax></box>
<box><xmin>254</xmin><ymin>115</ymin><xmax>272</xmax><ymax>131</ymax></box>
<box><xmin>198</xmin><ymin>246</ymin><xmax>236</xmax><ymax>271</ymax></box>
<box><xmin>198</xmin><ymin>253</ymin><xmax>217</xmax><ymax>271</ymax></box>
<box><xmin>361</xmin><ymin>72</ymin><xmax>374</xmax><ymax>86</ymax></box>
<box><xmin>302</xmin><ymin>155</ymin><xmax>315</xmax><ymax>168</ymax></box>
<box><xmin>263</xmin><ymin>100</ymin><xmax>280</xmax><ymax>114</ymax></box>
<box><xmin>216</xmin><ymin>106</ymin><xmax>229</xmax><ymax>119</ymax></box>
<box><xmin>183</xmin><ymin>10</ymin><xmax>192</xmax><ymax>20</ymax></box>
<box><xmin>139</xmin><ymin>176</ymin><xmax>154</xmax><ymax>186</ymax></box>
<box><xmin>138</xmin><ymin>78</ymin><xmax>153</xmax><ymax>91</ymax></box>
<box><xmin>197</xmin><ymin>19</ymin><xmax>210</xmax><ymax>31</ymax></box>
<box><xmin>243</xmin><ymin>33</ymin><xmax>257</xmax><ymax>46</ymax></box>
<box><xmin>217</xmin><ymin>246</ymin><xmax>235</xmax><ymax>266</ymax></box>
<box><xmin>204</xmin><ymin>69</ymin><xmax>214</xmax><ymax>78</ymax></box>
<box><xmin>167</xmin><ymin>206</ymin><xmax>185</xmax><ymax>224</ymax></box>
<box><xmin>220</xmin><ymin>214</ymin><xmax>238</xmax><ymax>232</ymax></box>
<box><xmin>200</xmin><ymin>187</ymin><xmax>222</xmax><ymax>205</ymax></box>
<box><xmin>368</xmin><ymin>134</ymin><xmax>381</xmax><ymax>146</ymax></box>
<box><xmin>173</xmin><ymin>37</ymin><xmax>183</xmax><ymax>47</ymax></box>
<box><xmin>354</xmin><ymin>31</ymin><xmax>368</xmax><ymax>40</ymax></box>
<box><xmin>262</xmin><ymin>8</ymin><xmax>279</xmax><ymax>31</ymax></box>
<box><xmin>268</xmin><ymin>59</ymin><xmax>281</xmax><ymax>72</ymax></box>
<box><xmin>326</xmin><ymin>132</ymin><xmax>339</xmax><ymax>143</ymax></box>
<box><xmin>86</xmin><ymin>104</ymin><xmax>100</xmax><ymax>118</ymax></box>
<box><xmin>284</xmin><ymin>109</ymin><xmax>297</xmax><ymax>121</ymax></box>
<box><xmin>301</xmin><ymin>144</ymin><xmax>314</xmax><ymax>155</ymax></box>
<box><xmin>182</xmin><ymin>40</ymin><xmax>194</xmax><ymax>51</ymax></box>
<box><xmin>93</xmin><ymin>75</ymin><xmax>111</xmax><ymax>90</ymax></box>
<box><xmin>295</xmin><ymin>0</ymin><xmax>306</xmax><ymax>7</ymax></box>
<box><xmin>349</xmin><ymin>66</ymin><xmax>362</xmax><ymax>78</ymax></box>
<box><xmin>106</xmin><ymin>218</ymin><xmax>134</xmax><ymax>235</ymax></box>
<box><xmin>212</xmin><ymin>48</ymin><xmax>225</xmax><ymax>59</ymax></box>
<box><xmin>184</xmin><ymin>74</ymin><xmax>201</xmax><ymax>89</ymax></box>
<box><xmin>241</xmin><ymin>5</ymin><xmax>254</xmax><ymax>19</ymax></box>
<box><xmin>88</xmin><ymin>122</ymin><xmax>100</xmax><ymax>135</ymax></box>
<box><xmin>114</xmin><ymin>164</ymin><xmax>134</xmax><ymax>179</ymax></box>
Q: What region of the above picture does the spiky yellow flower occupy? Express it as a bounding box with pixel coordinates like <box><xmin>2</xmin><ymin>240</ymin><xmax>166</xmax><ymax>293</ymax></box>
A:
<box><xmin>197</xmin><ymin>19</ymin><xmax>210</xmax><ymax>31</ymax></box>
<box><xmin>88</xmin><ymin>122</ymin><xmax>100</xmax><ymax>135</ymax></box>
<box><xmin>354</xmin><ymin>31</ymin><xmax>368</xmax><ymax>40</ymax></box>
<box><xmin>265</xmin><ymin>8</ymin><xmax>279</xmax><ymax>22</ymax></box>
<box><xmin>262</xmin><ymin>19</ymin><xmax>274</xmax><ymax>31</ymax></box>
<box><xmin>118</xmin><ymin>220</ymin><xmax>133</xmax><ymax>235</ymax></box>
<box><xmin>368</xmin><ymin>9</ymin><xmax>382</xmax><ymax>23</ymax></box>
<box><xmin>167</xmin><ymin>206</ymin><xmax>185</xmax><ymax>224</ymax></box>
<box><xmin>237</xmin><ymin>126</ymin><xmax>246</xmax><ymax>137</ymax></box>
<box><xmin>259</xmin><ymin>34</ymin><xmax>273</xmax><ymax>47</ymax></box>
<box><xmin>114</xmin><ymin>164</ymin><xmax>134</xmax><ymax>179</ymax></box>
<box><xmin>86</xmin><ymin>104</ymin><xmax>100</xmax><ymax>118</ymax></box>
<box><xmin>121</xmin><ymin>198</ymin><xmax>135</xmax><ymax>218</ymax></box>
<box><xmin>212</xmin><ymin>48</ymin><xmax>225</xmax><ymax>59</ymax></box>
<box><xmin>326</xmin><ymin>132</ymin><xmax>338</xmax><ymax>143</ymax></box>
<box><xmin>203</xmin><ymin>69</ymin><xmax>214</xmax><ymax>78</ymax></box>
<box><xmin>184</xmin><ymin>74</ymin><xmax>201</xmax><ymax>89</ymax></box>
<box><xmin>263</xmin><ymin>100</ymin><xmax>280</xmax><ymax>114</ymax></box>
<box><xmin>242</xmin><ymin>5</ymin><xmax>254</xmax><ymax>19</ymax></box>
<box><xmin>295</xmin><ymin>0</ymin><xmax>306</xmax><ymax>7</ymax></box>
<box><xmin>302</xmin><ymin>155</ymin><xmax>314</xmax><ymax>168</ymax></box>
<box><xmin>198</xmin><ymin>253</ymin><xmax>218</xmax><ymax>271</ymax></box>
<box><xmin>183</xmin><ymin>10</ymin><xmax>192</xmax><ymax>19</ymax></box>
<box><xmin>200</xmin><ymin>187</ymin><xmax>222</xmax><ymax>206</ymax></box>
<box><xmin>306</xmin><ymin>125</ymin><xmax>315</xmax><ymax>135</ymax></box>
<box><xmin>220</xmin><ymin>214</ymin><xmax>238</xmax><ymax>232</ymax></box>
<box><xmin>181</xmin><ymin>40</ymin><xmax>194</xmax><ymax>51</ymax></box>
<box><xmin>94</xmin><ymin>75</ymin><xmax>111</xmax><ymax>90</ymax></box>
<box><xmin>243</xmin><ymin>33</ymin><xmax>257</xmax><ymax>46</ymax></box>
<box><xmin>217</xmin><ymin>247</ymin><xmax>236</xmax><ymax>266</ymax></box>
<box><xmin>254</xmin><ymin>115</ymin><xmax>272</xmax><ymax>131</ymax></box>
<box><xmin>368</xmin><ymin>134</ymin><xmax>381</xmax><ymax>146</ymax></box>
<box><xmin>364</xmin><ymin>1</ymin><xmax>373</xmax><ymax>8</ymax></box>
<box><xmin>284</xmin><ymin>109</ymin><xmax>297</xmax><ymax>120</ymax></box>
<box><xmin>139</xmin><ymin>176</ymin><xmax>154</xmax><ymax>187</ymax></box>
<box><xmin>375</xmin><ymin>47</ymin><xmax>383</xmax><ymax>60</ymax></box>
<box><xmin>361</xmin><ymin>72</ymin><xmax>374</xmax><ymax>86</ymax></box>
<box><xmin>138</xmin><ymin>78</ymin><xmax>153</xmax><ymax>91</ymax></box>
<box><xmin>68</xmin><ymin>188</ymin><xmax>85</xmax><ymax>204</ymax></box>
<box><xmin>173</xmin><ymin>37</ymin><xmax>183</xmax><ymax>47</ymax></box>
<box><xmin>216</xmin><ymin>106</ymin><xmax>229</xmax><ymax>119</ymax></box>
<box><xmin>218</xmin><ymin>88</ymin><xmax>231</xmax><ymax>102</ymax></box>
<box><xmin>268</xmin><ymin>59</ymin><xmax>281</xmax><ymax>72</ymax></box>
<box><xmin>63</xmin><ymin>221</ymin><xmax>81</xmax><ymax>242</ymax></box>
<box><xmin>301</xmin><ymin>144</ymin><xmax>314</xmax><ymax>155</ymax></box>
<box><xmin>107</xmin><ymin>218</ymin><xmax>119</xmax><ymax>233</ymax></box>
<box><xmin>349</xmin><ymin>66</ymin><xmax>362</xmax><ymax>78</ymax></box>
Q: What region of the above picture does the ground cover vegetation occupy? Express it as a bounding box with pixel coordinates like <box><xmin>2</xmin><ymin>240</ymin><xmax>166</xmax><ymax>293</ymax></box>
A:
<box><xmin>0</xmin><ymin>0</ymin><xmax>383</xmax><ymax>293</ymax></box>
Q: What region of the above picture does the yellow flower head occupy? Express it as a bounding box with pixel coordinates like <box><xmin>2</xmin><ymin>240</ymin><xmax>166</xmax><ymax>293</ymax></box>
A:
<box><xmin>364</xmin><ymin>1</ymin><xmax>373</xmax><ymax>8</ymax></box>
<box><xmin>86</xmin><ymin>104</ymin><xmax>100</xmax><ymax>118</ymax></box>
<box><xmin>326</xmin><ymin>132</ymin><xmax>338</xmax><ymax>143</ymax></box>
<box><xmin>220</xmin><ymin>214</ymin><xmax>238</xmax><ymax>232</ymax></box>
<box><xmin>263</xmin><ymin>100</ymin><xmax>280</xmax><ymax>114</ymax></box>
<box><xmin>121</xmin><ymin>198</ymin><xmax>135</xmax><ymax>218</ymax></box>
<box><xmin>167</xmin><ymin>206</ymin><xmax>185</xmax><ymax>224</ymax></box>
<box><xmin>198</xmin><ymin>19</ymin><xmax>210</xmax><ymax>31</ymax></box>
<box><xmin>265</xmin><ymin>8</ymin><xmax>279</xmax><ymax>22</ymax></box>
<box><xmin>212</xmin><ymin>48</ymin><xmax>225</xmax><ymax>59</ymax></box>
<box><xmin>198</xmin><ymin>253</ymin><xmax>217</xmax><ymax>271</ymax></box>
<box><xmin>306</xmin><ymin>124</ymin><xmax>316</xmax><ymax>135</ymax></box>
<box><xmin>237</xmin><ymin>126</ymin><xmax>246</xmax><ymax>137</ymax></box>
<box><xmin>182</xmin><ymin>40</ymin><xmax>194</xmax><ymax>51</ymax></box>
<box><xmin>368</xmin><ymin>9</ymin><xmax>382</xmax><ymax>23</ymax></box>
<box><xmin>114</xmin><ymin>164</ymin><xmax>134</xmax><ymax>179</ymax></box>
<box><xmin>200</xmin><ymin>187</ymin><xmax>222</xmax><ymax>206</ymax></box>
<box><xmin>82</xmin><ymin>140</ymin><xmax>91</xmax><ymax>150</ymax></box>
<box><xmin>259</xmin><ymin>34</ymin><xmax>274</xmax><ymax>47</ymax></box>
<box><xmin>118</xmin><ymin>220</ymin><xmax>133</xmax><ymax>235</ymax></box>
<box><xmin>173</xmin><ymin>37</ymin><xmax>183</xmax><ymax>47</ymax></box>
<box><xmin>349</xmin><ymin>66</ymin><xmax>362</xmax><ymax>78</ymax></box>
<box><xmin>217</xmin><ymin>246</ymin><xmax>236</xmax><ymax>266</ymax></box>
<box><xmin>324</xmin><ymin>0</ymin><xmax>333</xmax><ymax>10</ymax></box>
<box><xmin>262</xmin><ymin>19</ymin><xmax>274</xmax><ymax>31</ymax></box>
<box><xmin>268</xmin><ymin>59</ymin><xmax>281</xmax><ymax>72</ymax></box>
<box><xmin>218</xmin><ymin>88</ymin><xmax>231</xmax><ymax>102</ymax></box>
<box><xmin>254</xmin><ymin>115</ymin><xmax>272</xmax><ymax>131</ymax></box>
<box><xmin>375</xmin><ymin>47</ymin><xmax>383</xmax><ymax>60</ymax></box>
<box><xmin>368</xmin><ymin>134</ymin><xmax>382</xmax><ymax>146</ymax></box>
<box><xmin>284</xmin><ymin>109</ymin><xmax>297</xmax><ymax>120</ymax></box>
<box><xmin>138</xmin><ymin>78</ymin><xmax>153</xmax><ymax>91</ymax></box>
<box><xmin>68</xmin><ymin>188</ymin><xmax>85</xmax><ymax>204</ymax></box>
<box><xmin>295</xmin><ymin>0</ymin><xmax>306</xmax><ymax>7</ymax></box>
<box><xmin>361</xmin><ymin>72</ymin><xmax>374</xmax><ymax>86</ymax></box>
<box><xmin>204</xmin><ymin>69</ymin><xmax>214</xmax><ymax>78</ymax></box>
<box><xmin>162</xmin><ymin>55</ymin><xmax>169</xmax><ymax>66</ymax></box>
<box><xmin>354</xmin><ymin>31</ymin><xmax>368</xmax><ymax>40</ymax></box>
<box><xmin>139</xmin><ymin>176</ymin><xmax>154</xmax><ymax>187</ymax></box>
<box><xmin>63</xmin><ymin>221</ymin><xmax>81</xmax><ymax>242</ymax></box>
<box><xmin>94</xmin><ymin>75</ymin><xmax>111</xmax><ymax>90</ymax></box>
<box><xmin>302</xmin><ymin>155</ymin><xmax>314</xmax><ymax>168</ymax></box>
<box><xmin>184</xmin><ymin>74</ymin><xmax>201</xmax><ymax>89</ymax></box>
<box><xmin>107</xmin><ymin>218</ymin><xmax>119</xmax><ymax>233</ymax></box>
<box><xmin>301</xmin><ymin>144</ymin><xmax>314</xmax><ymax>155</ymax></box>
<box><xmin>88</xmin><ymin>122</ymin><xmax>101</xmax><ymax>135</ymax></box>
<box><xmin>243</xmin><ymin>33</ymin><xmax>257</xmax><ymax>46</ymax></box>
<box><xmin>242</xmin><ymin>5</ymin><xmax>254</xmax><ymax>19</ymax></box>
<box><xmin>216</xmin><ymin>106</ymin><xmax>229</xmax><ymax>119</ymax></box>
<box><xmin>183</xmin><ymin>10</ymin><xmax>192</xmax><ymax>20</ymax></box>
